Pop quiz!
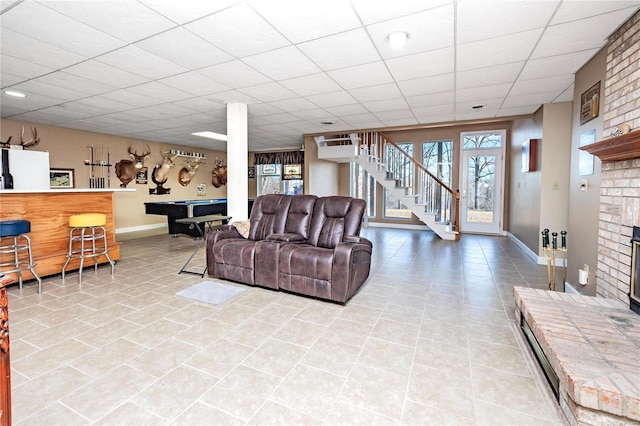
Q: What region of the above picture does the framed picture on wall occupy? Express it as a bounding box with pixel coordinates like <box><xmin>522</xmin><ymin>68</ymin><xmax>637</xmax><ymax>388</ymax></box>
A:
<box><xmin>49</xmin><ymin>168</ymin><xmax>75</xmax><ymax>188</ymax></box>
<box><xmin>283</xmin><ymin>164</ymin><xmax>302</xmax><ymax>180</ymax></box>
<box><xmin>136</xmin><ymin>167</ymin><xmax>148</xmax><ymax>184</ymax></box>
<box><xmin>579</xmin><ymin>130</ymin><xmax>596</xmax><ymax>176</ymax></box>
<box><xmin>580</xmin><ymin>81</ymin><xmax>600</xmax><ymax>125</ymax></box>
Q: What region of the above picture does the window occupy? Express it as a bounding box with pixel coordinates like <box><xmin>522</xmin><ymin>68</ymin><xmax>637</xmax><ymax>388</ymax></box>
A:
<box><xmin>352</xmin><ymin>163</ymin><xmax>376</xmax><ymax>218</ymax></box>
<box><xmin>462</xmin><ymin>133</ymin><xmax>502</xmax><ymax>149</ymax></box>
<box><xmin>422</xmin><ymin>140</ymin><xmax>453</xmax><ymax>187</ymax></box>
<box><xmin>257</xmin><ymin>164</ymin><xmax>303</xmax><ymax>195</ymax></box>
<box><xmin>384</xmin><ymin>142</ymin><xmax>413</xmax><ymax>219</ymax></box>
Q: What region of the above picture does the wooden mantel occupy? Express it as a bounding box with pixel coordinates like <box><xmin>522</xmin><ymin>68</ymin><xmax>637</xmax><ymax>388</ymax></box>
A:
<box><xmin>579</xmin><ymin>129</ymin><xmax>640</xmax><ymax>161</ymax></box>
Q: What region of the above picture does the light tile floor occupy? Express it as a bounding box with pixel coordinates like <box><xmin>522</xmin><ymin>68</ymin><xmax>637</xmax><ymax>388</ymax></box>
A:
<box><xmin>7</xmin><ymin>228</ymin><xmax>563</xmax><ymax>425</ymax></box>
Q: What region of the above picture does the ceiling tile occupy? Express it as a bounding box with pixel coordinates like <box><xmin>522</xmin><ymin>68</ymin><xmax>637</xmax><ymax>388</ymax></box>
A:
<box><xmin>305</xmin><ymin>91</ymin><xmax>358</xmax><ymax>108</ymax></box>
<box><xmin>248</xmin><ymin>103</ymin><xmax>285</xmax><ymax>116</ymax></box>
<box><xmin>3</xmin><ymin>2</ymin><xmax>126</xmax><ymax>57</ymax></box>
<box><xmin>554</xmin><ymin>84</ymin><xmax>574</xmax><ymax>103</ymax></box>
<box><xmin>138</xmin><ymin>0</ymin><xmax>240</xmax><ymax>25</ymax></box>
<box><xmin>510</xmin><ymin>75</ymin><xmax>574</xmax><ymax>97</ymax></box>
<box><xmin>204</xmin><ymin>90</ymin><xmax>261</xmax><ymax>105</ymax></box>
<box><xmin>342</xmin><ymin>112</ymin><xmax>384</xmax><ymax>128</ymax></box>
<box><xmin>248</xmin><ymin>0</ymin><xmax>361</xmax><ymax>43</ymax></box>
<box><xmin>184</xmin><ymin>3</ymin><xmax>290</xmax><ymax>58</ymax></box>
<box><xmin>280</xmin><ymin>73</ymin><xmax>343</xmax><ymax>97</ymax></box>
<box><xmin>349</xmin><ymin>83</ymin><xmax>403</xmax><ymax>103</ymax></box>
<box><xmin>1</xmin><ymin>28</ymin><xmax>86</xmax><ymax>70</ymax></box>
<box><xmin>456</xmin><ymin>83</ymin><xmax>512</xmax><ymax>104</ymax></box>
<box><xmin>406</xmin><ymin>91</ymin><xmax>454</xmax><ymax>108</ymax></box>
<box><xmin>328</xmin><ymin>62</ymin><xmax>393</xmax><ymax>89</ymax></box>
<box><xmin>135</xmin><ymin>27</ymin><xmax>233</xmax><ymax>69</ymax></box>
<box><xmin>457</xmin><ymin>28</ymin><xmax>543</xmax><ymax>71</ymax></box>
<box><xmin>519</xmin><ymin>50</ymin><xmax>598</xmax><ymax>80</ymax></box>
<box><xmin>0</xmin><ymin>54</ymin><xmax>54</xmax><ymax>82</ymax></box>
<box><xmin>496</xmin><ymin>105</ymin><xmax>540</xmax><ymax>117</ymax></box>
<box><xmin>532</xmin><ymin>9</ymin><xmax>637</xmax><ymax>58</ymax></box>
<box><xmin>291</xmin><ymin>108</ymin><xmax>335</xmax><ymax>120</ymax></box>
<box><xmin>258</xmin><ymin>113</ymin><xmax>301</xmax><ymax>124</ymax></box>
<box><xmin>411</xmin><ymin>104</ymin><xmax>454</xmax><ymax>122</ymax></box>
<box><xmin>551</xmin><ymin>2</ymin><xmax>638</xmax><ymax>25</ymax></box>
<box><xmin>297</xmin><ymin>28</ymin><xmax>381</xmax><ymax>71</ymax></box>
<box><xmin>160</xmin><ymin>72</ymin><xmax>230</xmax><ymax>96</ymax></box>
<box><xmin>351</xmin><ymin>0</ymin><xmax>450</xmax><ymax>25</ymax></box>
<box><xmin>127</xmin><ymin>81</ymin><xmax>194</xmax><ymax>103</ymax></box>
<box><xmin>64</xmin><ymin>60</ymin><xmax>150</xmax><ymax>89</ymax></box>
<box><xmin>45</xmin><ymin>0</ymin><xmax>177</xmax><ymax>42</ymax></box>
<box><xmin>13</xmin><ymin>79</ymin><xmax>89</xmax><ymax>103</ymax></box>
<box><xmin>386</xmin><ymin>47</ymin><xmax>454</xmax><ymax>81</ymax></box>
<box><xmin>367</xmin><ymin>5</ymin><xmax>454</xmax><ymax>59</ymax></box>
<box><xmin>456</xmin><ymin>62</ymin><xmax>524</xmax><ymax>90</ymax></box>
<box><xmin>239</xmin><ymin>82</ymin><xmax>298</xmax><ymax>102</ymax></box>
<box><xmin>197</xmin><ymin>60</ymin><xmax>271</xmax><ymax>88</ymax></box>
<box><xmin>25</xmin><ymin>72</ymin><xmax>115</xmax><ymax>97</ymax></box>
<box><xmin>457</xmin><ymin>0</ymin><xmax>558</xmax><ymax>44</ymax></box>
<box><xmin>270</xmin><ymin>97</ymin><xmax>318</xmax><ymax>111</ymax></box>
<box><xmin>397</xmin><ymin>74</ymin><xmax>454</xmax><ymax>97</ymax></box>
<box><xmin>242</xmin><ymin>46</ymin><xmax>321</xmax><ymax>81</ymax></box>
<box><xmin>502</xmin><ymin>91</ymin><xmax>558</xmax><ymax>108</ymax></box>
<box><xmin>363</xmin><ymin>98</ymin><xmax>410</xmax><ymax>113</ymax></box>
<box><xmin>324</xmin><ymin>104</ymin><xmax>369</xmax><ymax>117</ymax></box>
<box><xmin>381</xmin><ymin>117</ymin><xmax>419</xmax><ymax>127</ymax></box>
<box><xmin>96</xmin><ymin>45</ymin><xmax>189</xmax><ymax>80</ymax></box>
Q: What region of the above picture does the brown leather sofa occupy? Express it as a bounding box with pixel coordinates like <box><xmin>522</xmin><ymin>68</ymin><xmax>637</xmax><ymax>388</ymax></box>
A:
<box><xmin>206</xmin><ymin>194</ymin><xmax>372</xmax><ymax>303</ymax></box>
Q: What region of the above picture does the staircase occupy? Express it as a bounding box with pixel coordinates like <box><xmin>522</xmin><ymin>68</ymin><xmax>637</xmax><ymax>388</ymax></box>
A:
<box><xmin>315</xmin><ymin>131</ymin><xmax>459</xmax><ymax>241</ymax></box>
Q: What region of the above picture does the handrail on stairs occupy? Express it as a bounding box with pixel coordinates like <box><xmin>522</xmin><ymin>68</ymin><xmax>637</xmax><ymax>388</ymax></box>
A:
<box><xmin>358</xmin><ymin>131</ymin><xmax>460</xmax><ymax>234</ymax></box>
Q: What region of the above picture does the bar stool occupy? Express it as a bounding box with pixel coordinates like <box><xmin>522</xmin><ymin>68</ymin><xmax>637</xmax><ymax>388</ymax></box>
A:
<box><xmin>0</xmin><ymin>219</ymin><xmax>42</xmax><ymax>293</ymax></box>
<box><xmin>62</xmin><ymin>213</ymin><xmax>115</xmax><ymax>284</ymax></box>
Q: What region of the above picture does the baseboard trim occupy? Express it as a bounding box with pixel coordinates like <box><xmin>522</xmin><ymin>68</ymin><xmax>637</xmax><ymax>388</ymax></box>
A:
<box><xmin>507</xmin><ymin>232</ymin><xmax>567</xmax><ymax>266</ymax></box>
<box><xmin>116</xmin><ymin>223</ymin><xmax>167</xmax><ymax>235</ymax></box>
<box><xmin>507</xmin><ymin>232</ymin><xmax>539</xmax><ymax>263</ymax></box>
<box><xmin>564</xmin><ymin>282</ymin><xmax>579</xmax><ymax>294</ymax></box>
<box><xmin>367</xmin><ymin>222</ymin><xmax>431</xmax><ymax>231</ymax></box>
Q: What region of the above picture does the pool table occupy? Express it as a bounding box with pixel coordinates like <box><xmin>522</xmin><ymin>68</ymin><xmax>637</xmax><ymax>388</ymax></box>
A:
<box><xmin>145</xmin><ymin>198</ymin><xmax>254</xmax><ymax>237</ymax></box>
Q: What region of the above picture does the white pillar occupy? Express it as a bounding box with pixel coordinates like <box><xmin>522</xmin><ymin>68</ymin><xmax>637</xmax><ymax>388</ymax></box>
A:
<box><xmin>226</xmin><ymin>102</ymin><xmax>249</xmax><ymax>221</ymax></box>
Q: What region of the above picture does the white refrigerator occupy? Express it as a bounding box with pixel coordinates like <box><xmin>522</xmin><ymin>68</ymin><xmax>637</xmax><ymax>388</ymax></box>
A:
<box><xmin>0</xmin><ymin>148</ymin><xmax>50</xmax><ymax>190</ymax></box>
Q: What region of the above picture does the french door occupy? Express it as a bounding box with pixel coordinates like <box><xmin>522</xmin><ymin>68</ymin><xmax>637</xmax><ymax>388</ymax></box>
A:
<box><xmin>459</xmin><ymin>131</ymin><xmax>505</xmax><ymax>234</ymax></box>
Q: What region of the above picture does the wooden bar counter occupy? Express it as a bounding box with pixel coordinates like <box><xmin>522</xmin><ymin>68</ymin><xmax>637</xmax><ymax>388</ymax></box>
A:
<box><xmin>0</xmin><ymin>189</ymin><xmax>133</xmax><ymax>280</ymax></box>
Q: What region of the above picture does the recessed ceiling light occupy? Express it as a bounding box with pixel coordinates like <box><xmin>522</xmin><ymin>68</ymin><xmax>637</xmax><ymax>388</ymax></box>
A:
<box><xmin>386</xmin><ymin>31</ymin><xmax>410</xmax><ymax>48</ymax></box>
<box><xmin>470</xmin><ymin>104</ymin><xmax>486</xmax><ymax>110</ymax></box>
<box><xmin>191</xmin><ymin>131</ymin><xmax>228</xmax><ymax>141</ymax></box>
<box><xmin>321</xmin><ymin>120</ymin><xmax>334</xmax><ymax>125</ymax></box>
<box><xmin>4</xmin><ymin>90</ymin><xmax>26</xmax><ymax>98</ymax></box>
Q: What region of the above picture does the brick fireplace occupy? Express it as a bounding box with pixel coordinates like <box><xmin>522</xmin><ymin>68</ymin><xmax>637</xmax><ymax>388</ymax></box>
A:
<box><xmin>513</xmin><ymin>10</ymin><xmax>640</xmax><ymax>426</ymax></box>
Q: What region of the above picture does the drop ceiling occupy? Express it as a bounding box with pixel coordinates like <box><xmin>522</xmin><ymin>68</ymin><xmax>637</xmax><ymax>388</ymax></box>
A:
<box><xmin>1</xmin><ymin>0</ymin><xmax>638</xmax><ymax>152</ymax></box>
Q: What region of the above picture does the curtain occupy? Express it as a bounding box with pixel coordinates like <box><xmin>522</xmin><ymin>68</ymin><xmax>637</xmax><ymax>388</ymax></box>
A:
<box><xmin>254</xmin><ymin>150</ymin><xmax>304</xmax><ymax>165</ymax></box>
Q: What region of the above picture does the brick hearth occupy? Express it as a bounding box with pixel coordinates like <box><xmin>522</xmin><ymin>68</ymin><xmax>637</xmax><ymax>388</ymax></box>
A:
<box><xmin>514</xmin><ymin>287</ymin><xmax>640</xmax><ymax>425</ymax></box>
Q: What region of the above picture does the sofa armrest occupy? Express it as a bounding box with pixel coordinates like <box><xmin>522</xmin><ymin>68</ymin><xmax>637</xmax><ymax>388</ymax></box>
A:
<box><xmin>206</xmin><ymin>227</ymin><xmax>244</xmax><ymax>247</ymax></box>
<box><xmin>343</xmin><ymin>235</ymin><xmax>373</xmax><ymax>248</ymax></box>
<box><xmin>265</xmin><ymin>233</ymin><xmax>306</xmax><ymax>243</ymax></box>
<box><xmin>331</xmin><ymin>241</ymin><xmax>373</xmax><ymax>303</ymax></box>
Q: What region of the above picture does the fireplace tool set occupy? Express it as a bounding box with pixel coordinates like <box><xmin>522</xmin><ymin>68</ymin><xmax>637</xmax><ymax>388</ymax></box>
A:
<box><xmin>541</xmin><ymin>229</ymin><xmax>567</xmax><ymax>291</ymax></box>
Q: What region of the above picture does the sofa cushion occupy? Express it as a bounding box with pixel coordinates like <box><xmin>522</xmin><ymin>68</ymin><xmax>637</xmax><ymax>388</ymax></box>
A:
<box><xmin>307</xmin><ymin>196</ymin><xmax>366</xmax><ymax>249</ymax></box>
<box><xmin>248</xmin><ymin>194</ymin><xmax>291</xmax><ymax>240</ymax></box>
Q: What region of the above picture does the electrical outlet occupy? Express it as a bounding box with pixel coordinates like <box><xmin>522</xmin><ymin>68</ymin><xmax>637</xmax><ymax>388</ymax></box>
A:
<box><xmin>580</xmin><ymin>180</ymin><xmax>588</xmax><ymax>192</ymax></box>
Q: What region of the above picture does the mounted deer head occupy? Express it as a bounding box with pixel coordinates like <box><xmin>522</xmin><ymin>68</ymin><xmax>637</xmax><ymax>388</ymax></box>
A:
<box><xmin>152</xmin><ymin>148</ymin><xmax>177</xmax><ymax>184</ymax></box>
<box><xmin>115</xmin><ymin>145</ymin><xmax>151</xmax><ymax>187</ymax></box>
<box><xmin>20</xmin><ymin>125</ymin><xmax>39</xmax><ymax>148</ymax></box>
<box><xmin>211</xmin><ymin>157</ymin><xmax>227</xmax><ymax>188</ymax></box>
<box><xmin>178</xmin><ymin>157</ymin><xmax>205</xmax><ymax>187</ymax></box>
<box><xmin>128</xmin><ymin>144</ymin><xmax>151</xmax><ymax>169</ymax></box>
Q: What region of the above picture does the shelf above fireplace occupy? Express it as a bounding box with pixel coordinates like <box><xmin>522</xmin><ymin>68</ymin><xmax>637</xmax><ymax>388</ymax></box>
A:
<box><xmin>579</xmin><ymin>129</ymin><xmax>640</xmax><ymax>161</ymax></box>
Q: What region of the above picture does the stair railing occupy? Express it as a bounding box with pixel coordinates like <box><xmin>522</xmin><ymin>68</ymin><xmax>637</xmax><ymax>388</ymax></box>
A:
<box><xmin>358</xmin><ymin>131</ymin><xmax>459</xmax><ymax>231</ymax></box>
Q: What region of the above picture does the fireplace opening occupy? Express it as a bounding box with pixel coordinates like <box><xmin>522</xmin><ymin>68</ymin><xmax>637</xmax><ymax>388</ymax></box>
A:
<box><xmin>630</xmin><ymin>227</ymin><xmax>640</xmax><ymax>315</ymax></box>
